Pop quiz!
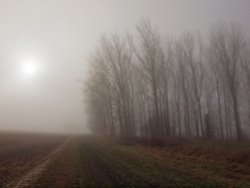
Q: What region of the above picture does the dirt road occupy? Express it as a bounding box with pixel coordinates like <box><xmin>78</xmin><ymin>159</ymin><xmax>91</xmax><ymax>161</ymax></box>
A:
<box><xmin>36</xmin><ymin>136</ymin><xmax>250</xmax><ymax>188</ymax></box>
<box><xmin>1</xmin><ymin>134</ymin><xmax>250</xmax><ymax>187</ymax></box>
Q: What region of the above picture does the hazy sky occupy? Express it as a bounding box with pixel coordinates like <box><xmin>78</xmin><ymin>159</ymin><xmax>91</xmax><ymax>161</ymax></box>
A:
<box><xmin>0</xmin><ymin>0</ymin><xmax>249</xmax><ymax>133</ymax></box>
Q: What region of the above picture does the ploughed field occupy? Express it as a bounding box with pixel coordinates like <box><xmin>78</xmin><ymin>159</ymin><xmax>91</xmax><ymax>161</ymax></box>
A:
<box><xmin>0</xmin><ymin>132</ymin><xmax>66</xmax><ymax>187</ymax></box>
<box><xmin>1</xmin><ymin>133</ymin><xmax>250</xmax><ymax>187</ymax></box>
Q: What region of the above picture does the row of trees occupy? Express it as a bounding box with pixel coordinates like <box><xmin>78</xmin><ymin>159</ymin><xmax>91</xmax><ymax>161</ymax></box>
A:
<box><xmin>84</xmin><ymin>20</ymin><xmax>250</xmax><ymax>142</ymax></box>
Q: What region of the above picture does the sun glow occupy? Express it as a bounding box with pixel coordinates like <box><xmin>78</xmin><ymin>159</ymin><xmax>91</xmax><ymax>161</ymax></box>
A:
<box><xmin>21</xmin><ymin>58</ymin><xmax>39</xmax><ymax>76</ymax></box>
<box><xmin>23</xmin><ymin>63</ymin><xmax>36</xmax><ymax>75</ymax></box>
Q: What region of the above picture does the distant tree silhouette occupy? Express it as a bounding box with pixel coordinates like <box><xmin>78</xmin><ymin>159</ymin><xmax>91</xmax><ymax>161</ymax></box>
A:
<box><xmin>84</xmin><ymin>20</ymin><xmax>250</xmax><ymax>142</ymax></box>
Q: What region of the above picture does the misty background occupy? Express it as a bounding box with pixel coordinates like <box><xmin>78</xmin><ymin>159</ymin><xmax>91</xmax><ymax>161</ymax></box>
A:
<box><xmin>0</xmin><ymin>0</ymin><xmax>249</xmax><ymax>133</ymax></box>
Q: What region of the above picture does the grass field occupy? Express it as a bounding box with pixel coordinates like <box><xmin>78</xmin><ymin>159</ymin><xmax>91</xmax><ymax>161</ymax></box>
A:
<box><xmin>1</xmin><ymin>133</ymin><xmax>250</xmax><ymax>187</ymax></box>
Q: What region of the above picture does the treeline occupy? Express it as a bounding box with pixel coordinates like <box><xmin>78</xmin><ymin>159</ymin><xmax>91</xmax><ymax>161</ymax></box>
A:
<box><xmin>84</xmin><ymin>20</ymin><xmax>250</xmax><ymax>142</ymax></box>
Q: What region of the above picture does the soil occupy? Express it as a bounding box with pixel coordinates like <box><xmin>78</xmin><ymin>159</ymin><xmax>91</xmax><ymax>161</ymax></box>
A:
<box><xmin>2</xmin><ymin>134</ymin><xmax>250</xmax><ymax>188</ymax></box>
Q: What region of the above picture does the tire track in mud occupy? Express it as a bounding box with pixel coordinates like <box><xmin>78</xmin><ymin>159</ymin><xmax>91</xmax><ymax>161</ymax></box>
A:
<box><xmin>77</xmin><ymin>138</ymin><xmax>165</xmax><ymax>187</ymax></box>
<box><xmin>77</xmin><ymin>138</ymin><xmax>222</xmax><ymax>188</ymax></box>
<box><xmin>79</xmin><ymin>142</ymin><xmax>124</xmax><ymax>187</ymax></box>
<box><xmin>6</xmin><ymin>138</ymin><xmax>71</xmax><ymax>188</ymax></box>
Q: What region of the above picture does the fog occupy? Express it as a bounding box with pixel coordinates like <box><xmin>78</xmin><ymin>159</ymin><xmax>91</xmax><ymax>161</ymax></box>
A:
<box><xmin>0</xmin><ymin>0</ymin><xmax>249</xmax><ymax>133</ymax></box>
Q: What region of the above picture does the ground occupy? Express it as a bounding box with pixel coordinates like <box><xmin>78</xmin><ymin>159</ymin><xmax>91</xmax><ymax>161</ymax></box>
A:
<box><xmin>1</xmin><ymin>133</ymin><xmax>250</xmax><ymax>187</ymax></box>
<box><xmin>0</xmin><ymin>132</ymin><xmax>65</xmax><ymax>187</ymax></box>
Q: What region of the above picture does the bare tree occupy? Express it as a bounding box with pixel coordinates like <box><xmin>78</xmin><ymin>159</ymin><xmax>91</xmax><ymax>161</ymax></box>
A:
<box><xmin>241</xmin><ymin>41</ymin><xmax>250</xmax><ymax>126</ymax></box>
<box><xmin>209</xmin><ymin>23</ymin><xmax>245</xmax><ymax>141</ymax></box>
<box><xmin>84</xmin><ymin>20</ymin><xmax>250</xmax><ymax>142</ymax></box>
<box><xmin>133</xmin><ymin>20</ymin><xmax>164</xmax><ymax>140</ymax></box>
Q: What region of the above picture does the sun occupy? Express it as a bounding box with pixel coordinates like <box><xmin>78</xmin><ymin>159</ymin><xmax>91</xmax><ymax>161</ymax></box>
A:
<box><xmin>21</xmin><ymin>59</ymin><xmax>38</xmax><ymax>76</ymax></box>
<box><xmin>23</xmin><ymin>63</ymin><xmax>36</xmax><ymax>75</ymax></box>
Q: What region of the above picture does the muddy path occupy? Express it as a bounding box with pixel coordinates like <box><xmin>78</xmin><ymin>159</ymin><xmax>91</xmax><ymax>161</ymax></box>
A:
<box><xmin>38</xmin><ymin>136</ymin><xmax>249</xmax><ymax>188</ymax></box>
<box><xmin>9</xmin><ymin>136</ymin><xmax>250</xmax><ymax>187</ymax></box>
